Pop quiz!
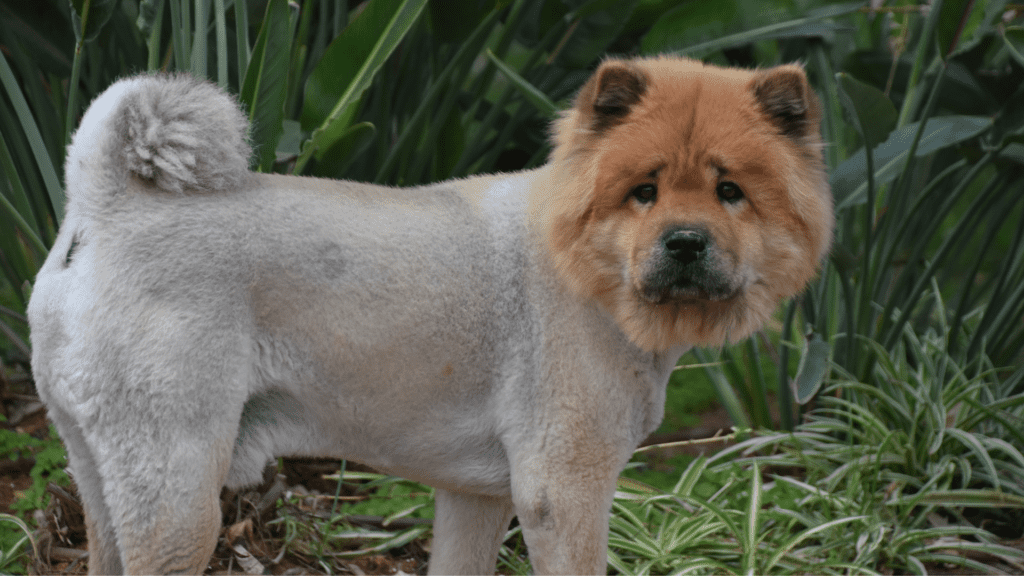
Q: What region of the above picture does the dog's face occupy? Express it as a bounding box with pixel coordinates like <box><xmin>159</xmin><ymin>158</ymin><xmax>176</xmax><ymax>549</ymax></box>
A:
<box><xmin>539</xmin><ymin>57</ymin><xmax>834</xmax><ymax>351</ymax></box>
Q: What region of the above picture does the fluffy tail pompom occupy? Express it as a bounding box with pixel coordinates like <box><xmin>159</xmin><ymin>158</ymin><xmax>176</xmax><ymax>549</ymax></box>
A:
<box><xmin>65</xmin><ymin>73</ymin><xmax>251</xmax><ymax>209</ymax></box>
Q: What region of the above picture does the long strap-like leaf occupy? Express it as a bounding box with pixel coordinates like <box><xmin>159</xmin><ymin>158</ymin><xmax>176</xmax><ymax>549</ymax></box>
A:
<box><xmin>0</xmin><ymin>52</ymin><xmax>64</xmax><ymax>223</ymax></box>
<box><xmin>239</xmin><ymin>0</ymin><xmax>293</xmax><ymax>172</ymax></box>
<box><xmin>294</xmin><ymin>0</ymin><xmax>428</xmax><ymax>174</ymax></box>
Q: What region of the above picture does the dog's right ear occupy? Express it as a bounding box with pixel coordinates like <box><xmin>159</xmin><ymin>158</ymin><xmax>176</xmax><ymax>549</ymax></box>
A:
<box><xmin>575</xmin><ymin>60</ymin><xmax>648</xmax><ymax>132</ymax></box>
<box><xmin>752</xmin><ymin>65</ymin><xmax>818</xmax><ymax>140</ymax></box>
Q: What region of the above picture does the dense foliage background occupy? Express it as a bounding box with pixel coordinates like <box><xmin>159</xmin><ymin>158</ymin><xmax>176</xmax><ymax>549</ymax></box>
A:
<box><xmin>1</xmin><ymin>0</ymin><xmax>1023</xmax><ymax>573</ymax></box>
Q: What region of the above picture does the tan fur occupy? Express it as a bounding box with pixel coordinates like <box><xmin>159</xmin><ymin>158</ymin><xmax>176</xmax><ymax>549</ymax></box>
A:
<box><xmin>535</xmin><ymin>56</ymin><xmax>833</xmax><ymax>351</ymax></box>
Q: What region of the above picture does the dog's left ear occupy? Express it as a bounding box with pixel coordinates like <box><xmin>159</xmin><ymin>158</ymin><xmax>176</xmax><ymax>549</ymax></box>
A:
<box><xmin>575</xmin><ymin>60</ymin><xmax>648</xmax><ymax>132</ymax></box>
<box><xmin>752</xmin><ymin>65</ymin><xmax>818</xmax><ymax>139</ymax></box>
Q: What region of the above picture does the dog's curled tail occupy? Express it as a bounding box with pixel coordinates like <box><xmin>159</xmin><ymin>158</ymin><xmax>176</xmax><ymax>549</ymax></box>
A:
<box><xmin>65</xmin><ymin>73</ymin><xmax>251</xmax><ymax>209</ymax></box>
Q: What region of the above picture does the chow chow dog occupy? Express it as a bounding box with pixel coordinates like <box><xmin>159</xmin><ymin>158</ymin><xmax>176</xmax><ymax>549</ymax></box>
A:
<box><xmin>28</xmin><ymin>56</ymin><xmax>833</xmax><ymax>574</ymax></box>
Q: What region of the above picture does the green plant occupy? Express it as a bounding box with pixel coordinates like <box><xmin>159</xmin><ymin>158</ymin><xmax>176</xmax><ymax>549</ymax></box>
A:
<box><xmin>0</xmin><ymin>0</ymin><xmax>684</xmax><ymax>354</ymax></box>
<box><xmin>608</xmin><ymin>459</ymin><xmax>879</xmax><ymax>575</ymax></box>
<box><xmin>0</xmin><ymin>423</ymin><xmax>67</xmax><ymax>573</ymax></box>
<box><xmin>271</xmin><ymin>470</ymin><xmax>433</xmax><ymax>567</ymax></box>
<box><xmin>0</xmin><ymin>424</ymin><xmax>68</xmax><ymax>516</ymax></box>
<box><xmin>803</xmin><ymin>0</ymin><xmax>1024</xmax><ymax>405</ymax></box>
<box><xmin>0</xmin><ymin>514</ymin><xmax>36</xmax><ymax>575</ymax></box>
<box><xmin>608</xmin><ymin>289</ymin><xmax>1024</xmax><ymax>574</ymax></box>
<box><xmin>702</xmin><ymin>308</ymin><xmax>1024</xmax><ymax>573</ymax></box>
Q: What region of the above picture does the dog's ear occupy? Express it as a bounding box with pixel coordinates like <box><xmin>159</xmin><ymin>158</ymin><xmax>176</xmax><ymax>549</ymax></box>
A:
<box><xmin>576</xmin><ymin>60</ymin><xmax>648</xmax><ymax>132</ymax></box>
<box><xmin>752</xmin><ymin>65</ymin><xmax>818</xmax><ymax>139</ymax></box>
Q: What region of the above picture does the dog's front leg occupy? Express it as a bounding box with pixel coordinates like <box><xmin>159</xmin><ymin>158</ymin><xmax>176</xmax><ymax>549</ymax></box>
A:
<box><xmin>510</xmin><ymin>448</ymin><xmax>621</xmax><ymax>574</ymax></box>
<box><xmin>428</xmin><ymin>489</ymin><xmax>516</xmax><ymax>575</ymax></box>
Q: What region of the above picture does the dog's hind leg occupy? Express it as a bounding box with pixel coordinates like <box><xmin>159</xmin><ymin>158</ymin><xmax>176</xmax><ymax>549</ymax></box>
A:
<box><xmin>97</xmin><ymin>429</ymin><xmax>234</xmax><ymax>574</ymax></box>
<box><xmin>428</xmin><ymin>489</ymin><xmax>515</xmax><ymax>575</ymax></box>
<box><xmin>79</xmin><ymin>351</ymin><xmax>244</xmax><ymax>573</ymax></box>
<box><xmin>46</xmin><ymin>405</ymin><xmax>123</xmax><ymax>574</ymax></box>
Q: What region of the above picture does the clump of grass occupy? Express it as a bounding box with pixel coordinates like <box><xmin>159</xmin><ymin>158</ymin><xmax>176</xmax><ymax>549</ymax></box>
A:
<box><xmin>270</xmin><ymin>471</ymin><xmax>432</xmax><ymax>569</ymax></box>
<box><xmin>607</xmin><ymin>307</ymin><xmax>1024</xmax><ymax>575</ymax></box>
<box><xmin>0</xmin><ymin>514</ymin><xmax>35</xmax><ymax>575</ymax></box>
<box><xmin>0</xmin><ymin>423</ymin><xmax>68</xmax><ymax>574</ymax></box>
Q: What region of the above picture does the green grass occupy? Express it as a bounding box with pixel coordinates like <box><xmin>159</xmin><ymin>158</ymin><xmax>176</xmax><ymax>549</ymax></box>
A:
<box><xmin>0</xmin><ymin>514</ymin><xmax>34</xmax><ymax>575</ymax></box>
<box><xmin>657</xmin><ymin>359</ymin><xmax>722</xmax><ymax>434</ymax></box>
<box><xmin>0</xmin><ymin>423</ymin><xmax>68</xmax><ymax>517</ymax></box>
<box><xmin>0</xmin><ymin>422</ymin><xmax>67</xmax><ymax>573</ymax></box>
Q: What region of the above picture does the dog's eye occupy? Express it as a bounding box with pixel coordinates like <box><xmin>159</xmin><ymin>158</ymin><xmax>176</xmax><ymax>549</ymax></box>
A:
<box><xmin>716</xmin><ymin>181</ymin><xmax>744</xmax><ymax>203</ymax></box>
<box><xmin>631</xmin><ymin>183</ymin><xmax>657</xmax><ymax>204</ymax></box>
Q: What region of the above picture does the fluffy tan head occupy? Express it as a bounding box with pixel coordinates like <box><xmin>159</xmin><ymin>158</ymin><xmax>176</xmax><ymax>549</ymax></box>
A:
<box><xmin>535</xmin><ymin>56</ymin><xmax>834</xmax><ymax>352</ymax></box>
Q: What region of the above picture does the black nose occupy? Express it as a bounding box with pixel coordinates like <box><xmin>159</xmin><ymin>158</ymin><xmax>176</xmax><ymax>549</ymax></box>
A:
<box><xmin>663</xmin><ymin>228</ymin><xmax>709</xmax><ymax>263</ymax></box>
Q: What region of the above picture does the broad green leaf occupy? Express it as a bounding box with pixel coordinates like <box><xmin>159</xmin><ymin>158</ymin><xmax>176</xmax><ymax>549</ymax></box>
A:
<box><xmin>373</xmin><ymin>4</ymin><xmax>501</xmax><ymax>183</ymax></box>
<box><xmin>435</xmin><ymin>108</ymin><xmax>465</xmax><ymax>181</ymax></box>
<box><xmin>239</xmin><ymin>0</ymin><xmax>292</xmax><ymax>172</ymax></box>
<box><xmin>299</xmin><ymin>0</ymin><xmax>427</xmax><ymax>129</ymax></box>
<box><xmin>793</xmin><ymin>331</ymin><xmax>830</xmax><ymax>405</ymax></box>
<box><xmin>836</xmin><ymin>73</ymin><xmax>897</xmax><ymax>151</ymax></box>
<box><xmin>936</xmin><ymin>0</ymin><xmax>995</xmax><ymax>59</ymax></box>
<box><xmin>69</xmin><ymin>0</ymin><xmax>118</xmax><ymax>43</ymax></box>
<box><xmin>276</xmin><ymin>119</ymin><xmax>304</xmax><ymax>159</ymax></box>
<box><xmin>312</xmin><ymin>121</ymin><xmax>376</xmax><ymax>175</ymax></box>
<box><xmin>658</xmin><ymin>2</ymin><xmax>861</xmax><ymax>58</ymax></box>
<box><xmin>296</xmin><ymin>0</ymin><xmax>428</xmax><ymax>172</ymax></box>
<box><xmin>429</xmin><ymin>0</ymin><xmax>492</xmax><ymax>43</ymax></box>
<box><xmin>1004</xmin><ymin>26</ymin><xmax>1024</xmax><ymax>69</ymax></box>
<box><xmin>832</xmin><ymin>115</ymin><xmax>992</xmax><ymax>209</ymax></box>
<box><xmin>0</xmin><ymin>52</ymin><xmax>64</xmax><ymax>223</ymax></box>
<box><xmin>556</xmin><ymin>0</ymin><xmax>641</xmax><ymax>69</ymax></box>
<box><xmin>642</xmin><ymin>0</ymin><xmax>738</xmax><ymax>55</ymax></box>
<box><xmin>1000</xmin><ymin>143</ymin><xmax>1024</xmax><ymax>165</ymax></box>
<box><xmin>485</xmin><ymin>50</ymin><xmax>558</xmax><ymax>117</ymax></box>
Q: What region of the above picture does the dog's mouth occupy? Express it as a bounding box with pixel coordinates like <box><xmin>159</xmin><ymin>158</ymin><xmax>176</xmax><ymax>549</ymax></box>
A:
<box><xmin>637</xmin><ymin>270</ymin><xmax>742</xmax><ymax>305</ymax></box>
<box><xmin>636</xmin><ymin>228</ymin><xmax>743</xmax><ymax>305</ymax></box>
